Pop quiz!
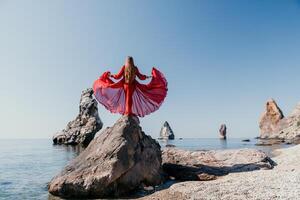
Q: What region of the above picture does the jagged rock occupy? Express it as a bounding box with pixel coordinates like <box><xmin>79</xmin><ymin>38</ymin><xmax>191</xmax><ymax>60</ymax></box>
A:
<box><xmin>48</xmin><ymin>116</ymin><xmax>163</xmax><ymax>199</ymax></box>
<box><xmin>160</xmin><ymin>121</ymin><xmax>175</xmax><ymax>140</ymax></box>
<box><xmin>259</xmin><ymin>100</ymin><xmax>300</xmax><ymax>143</ymax></box>
<box><xmin>161</xmin><ymin>148</ymin><xmax>275</xmax><ymax>181</ymax></box>
<box><xmin>219</xmin><ymin>124</ymin><xmax>227</xmax><ymax>139</ymax></box>
<box><xmin>52</xmin><ymin>88</ymin><xmax>103</xmax><ymax>146</ymax></box>
<box><xmin>259</xmin><ymin>99</ymin><xmax>284</xmax><ymax>138</ymax></box>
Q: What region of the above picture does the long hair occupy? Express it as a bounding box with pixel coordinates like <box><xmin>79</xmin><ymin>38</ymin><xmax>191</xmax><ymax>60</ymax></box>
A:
<box><xmin>126</xmin><ymin>56</ymin><xmax>135</xmax><ymax>67</ymax></box>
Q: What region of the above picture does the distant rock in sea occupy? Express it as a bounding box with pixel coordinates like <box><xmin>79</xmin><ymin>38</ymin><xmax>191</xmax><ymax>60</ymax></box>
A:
<box><xmin>52</xmin><ymin>88</ymin><xmax>103</xmax><ymax>146</ymax></box>
<box><xmin>242</xmin><ymin>139</ymin><xmax>250</xmax><ymax>142</ymax></box>
<box><xmin>48</xmin><ymin>116</ymin><xmax>163</xmax><ymax>199</ymax></box>
<box><xmin>219</xmin><ymin>124</ymin><xmax>227</xmax><ymax>139</ymax></box>
<box><xmin>160</xmin><ymin>121</ymin><xmax>175</xmax><ymax>140</ymax></box>
<box><xmin>259</xmin><ymin>99</ymin><xmax>300</xmax><ymax>144</ymax></box>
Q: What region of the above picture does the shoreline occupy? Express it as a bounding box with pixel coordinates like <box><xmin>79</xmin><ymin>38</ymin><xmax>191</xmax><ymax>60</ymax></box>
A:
<box><xmin>141</xmin><ymin>144</ymin><xmax>300</xmax><ymax>200</ymax></box>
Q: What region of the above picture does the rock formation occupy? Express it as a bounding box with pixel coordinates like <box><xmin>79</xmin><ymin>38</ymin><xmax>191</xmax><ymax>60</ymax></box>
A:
<box><xmin>259</xmin><ymin>99</ymin><xmax>300</xmax><ymax>143</ymax></box>
<box><xmin>52</xmin><ymin>88</ymin><xmax>103</xmax><ymax>146</ymax></box>
<box><xmin>48</xmin><ymin>116</ymin><xmax>163</xmax><ymax>199</ymax></box>
<box><xmin>219</xmin><ymin>124</ymin><xmax>227</xmax><ymax>139</ymax></box>
<box><xmin>160</xmin><ymin>121</ymin><xmax>175</xmax><ymax>140</ymax></box>
<box><xmin>141</xmin><ymin>145</ymin><xmax>300</xmax><ymax>200</ymax></box>
<box><xmin>259</xmin><ymin>99</ymin><xmax>284</xmax><ymax>138</ymax></box>
<box><xmin>161</xmin><ymin>148</ymin><xmax>275</xmax><ymax>181</ymax></box>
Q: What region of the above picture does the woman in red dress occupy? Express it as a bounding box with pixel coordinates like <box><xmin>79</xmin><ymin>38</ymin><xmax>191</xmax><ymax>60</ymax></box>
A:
<box><xmin>93</xmin><ymin>56</ymin><xmax>168</xmax><ymax>117</ymax></box>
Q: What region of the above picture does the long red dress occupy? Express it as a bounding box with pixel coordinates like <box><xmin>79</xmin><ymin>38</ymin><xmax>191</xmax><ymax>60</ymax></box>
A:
<box><xmin>93</xmin><ymin>65</ymin><xmax>168</xmax><ymax>117</ymax></box>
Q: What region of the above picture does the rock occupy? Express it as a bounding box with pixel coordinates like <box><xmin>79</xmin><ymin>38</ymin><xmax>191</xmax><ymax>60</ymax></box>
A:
<box><xmin>160</xmin><ymin>121</ymin><xmax>175</xmax><ymax>140</ymax></box>
<box><xmin>255</xmin><ymin>138</ymin><xmax>285</xmax><ymax>146</ymax></box>
<box><xmin>219</xmin><ymin>124</ymin><xmax>227</xmax><ymax>139</ymax></box>
<box><xmin>165</xmin><ymin>144</ymin><xmax>176</xmax><ymax>148</ymax></box>
<box><xmin>242</xmin><ymin>139</ymin><xmax>250</xmax><ymax>142</ymax></box>
<box><xmin>141</xmin><ymin>145</ymin><xmax>300</xmax><ymax>200</ymax></box>
<box><xmin>48</xmin><ymin>116</ymin><xmax>163</xmax><ymax>199</ymax></box>
<box><xmin>259</xmin><ymin>100</ymin><xmax>300</xmax><ymax>143</ymax></box>
<box><xmin>259</xmin><ymin>99</ymin><xmax>284</xmax><ymax>138</ymax></box>
<box><xmin>52</xmin><ymin>88</ymin><xmax>103</xmax><ymax>146</ymax></box>
<box><xmin>161</xmin><ymin>148</ymin><xmax>275</xmax><ymax>181</ymax></box>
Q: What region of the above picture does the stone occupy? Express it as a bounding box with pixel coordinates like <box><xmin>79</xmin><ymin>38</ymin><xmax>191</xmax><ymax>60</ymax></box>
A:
<box><xmin>48</xmin><ymin>116</ymin><xmax>163</xmax><ymax>199</ymax></box>
<box><xmin>165</xmin><ymin>144</ymin><xmax>176</xmax><ymax>148</ymax></box>
<box><xmin>160</xmin><ymin>121</ymin><xmax>175</xmax><ymax>140</ymax></box>
<box><xmin>161</xmin><ymin>148</ymin><xmax>275</xmax><ymax>181</ymax></box>
<box><xmin>219</xmin><ymin>124</ymin><xmax>227</xmax><ymax>139</ymax></box>
<box><xmin>259</xmin><ymin>99</ymin><xmax>284</xmax><ymax>138</ymax></box>
<box><xmin>141</xmin><ymin>145</ymin><xmax>300</xmax><ymax>200</ymax></box>
<box><xmin>52</xmin><ymin>88</ymin><xmax>103</xmax><ymax>146</ymax></box>
<box><xmin>242</xmin><ymin>139</ymin><xmax>250</xmax><ymax>142</ymax></box>
<box><xmin>259</xmin><ymin>100</ymin><xmax>300</xmax><ymax>143</ymax></box>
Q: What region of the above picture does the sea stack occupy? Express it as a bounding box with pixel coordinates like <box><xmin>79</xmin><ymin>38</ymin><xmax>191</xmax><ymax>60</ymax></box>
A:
<box><xmin>160</xmin><ymin>121</ymin><xmax>175</xmax><ymax>140</ymax></box>
<box><xmin>259</xmin><ymin>99</ymin><xmax>284</xmax><ymax>138</ymax></box>
<box><xmin>52</xmin><ymin>88</ymin><xmax>103</xmax><ymax>146</ymax></box>
<box><xmin>219</xmin><ymin>124</ymin><xmax>227</xmax><ymax>140</ymax></box>
<box><xmin>48</xmin><ymin>116</ymin><xmax>163</xmax><ymax>199</ymax></box>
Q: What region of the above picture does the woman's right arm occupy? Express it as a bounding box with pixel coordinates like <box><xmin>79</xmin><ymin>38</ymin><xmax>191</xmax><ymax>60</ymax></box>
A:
<box><xmin>111</xmin><ymin>66</ymin><xmax>125</xmax><ymax>79</ymax></box>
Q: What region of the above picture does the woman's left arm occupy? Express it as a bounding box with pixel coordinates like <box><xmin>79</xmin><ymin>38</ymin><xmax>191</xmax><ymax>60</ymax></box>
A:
<box><xmin>136</xmin><ymin>67</ymin><xmax>149</xmax><ymax>80</ymax></box>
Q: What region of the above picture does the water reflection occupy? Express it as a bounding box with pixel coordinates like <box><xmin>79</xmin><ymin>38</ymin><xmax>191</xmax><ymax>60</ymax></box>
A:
<box><xmin>219</xmin><ymin>139</ymin><xmax>227</xmax><ymax>149</ymax></box>
<box><xmin>52</xmin><ymin>144</ymin><xmax>85</xmax><ymax>156</ymax></box>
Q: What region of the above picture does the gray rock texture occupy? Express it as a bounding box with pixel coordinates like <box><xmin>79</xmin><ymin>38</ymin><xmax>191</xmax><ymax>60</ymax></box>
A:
<box><xmin>52</xmin><ymin>88</ymin><xmax>103</xmax><ymax>146</ymax></box>
<box><xmin>142</xmin><ymin>145</ymin><xmax>300</xmax><ymax>200</ymax></box>
<box><xmin>160</xmin><ymin>121</ymin><xmax>175</xmax><ymax>140</ymax></box>
<box><xmin>48</xmin><ymin>116</ymin><xmax>163</xmax><ymax>199</ymax></box>
<box><xmin>161</xmin><ymin>148</ymin><xmax>274</xmax><ymax>181</ymax></box>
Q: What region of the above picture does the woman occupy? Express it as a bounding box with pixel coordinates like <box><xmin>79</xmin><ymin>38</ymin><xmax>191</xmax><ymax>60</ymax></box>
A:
<box><xmin>93</xmin><ymin>56</ymin><xmax>168</xmax><ymax>117</ymax></box>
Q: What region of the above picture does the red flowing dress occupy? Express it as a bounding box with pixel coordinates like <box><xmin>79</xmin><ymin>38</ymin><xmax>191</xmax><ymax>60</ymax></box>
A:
<box><xmin>93</xmin><ymin>65</ymin><xmax>168</xmax><ymax>117</ymax></box>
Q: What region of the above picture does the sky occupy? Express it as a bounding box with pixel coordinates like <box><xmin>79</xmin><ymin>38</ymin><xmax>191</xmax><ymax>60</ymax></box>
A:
<box><xmin>1</xmin><ymin>0</ymin><xmax>300</xmax><ymax>139</ymax></box>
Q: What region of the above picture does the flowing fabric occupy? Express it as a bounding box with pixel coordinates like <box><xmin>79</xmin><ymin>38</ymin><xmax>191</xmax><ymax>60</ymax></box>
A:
<box><xmin>93</xmin><ymin>66</ymin><xmax>168</xmax><ymax>117</ymax></box>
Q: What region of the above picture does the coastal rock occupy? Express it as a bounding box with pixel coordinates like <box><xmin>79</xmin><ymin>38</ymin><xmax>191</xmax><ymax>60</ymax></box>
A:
<box><xmin>52</xmin><ymin>88</ymin><xmax>103</xmax><ymax>146</ymax></box>
<box><xmin>259</xmin><ymin>99</ymin><xmax>284</xmax><ymax>138</ymax></box>
<box><xmin>160</xmin><ymin>121</ymin><xmax>175</xmax><ymax>140</ymax></box>
<box><xmin>162</xmin><ymin>148</ymin><xmax>274</xmax><ymax>181</ymax></box>
<box><xmin>275</xmin><ymin>102</ymin><xmax>300</xmax><ymax>141</ymax></box>
<box><xmin>142</xmin><ymin>145</ymin><xmax>300</xmax><ymax>200</ymax></box>
<box><xmin>259</xmin><ymin>100</ymin><xmax>300</xmax><ymax>143</ymax></box>
<box><xmin>48</xmin><ymin>116</ymin><xmax>163</xmax><ymax>199</ymax></box>
<box><xmin>219</xmin><ymin>124</ymin><xmax>227</xmax><ymax>139</ymax></box>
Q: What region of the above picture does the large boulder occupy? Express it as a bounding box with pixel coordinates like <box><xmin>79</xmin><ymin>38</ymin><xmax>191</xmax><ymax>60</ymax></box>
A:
<box><xmin>259</xmin><ymin>99</ymin><xmax>284</xmax><ymax>138</ymax></box>
<box><xmin>52</xmin><ymin>88</ymin><xmax>103</xmax><ymax>146</ymax></box>
<box><xmin>48</xmin><ymin>116</ymin><xmax>163</xmax><ymax>199</ymax></box>
<box><xmin>275</xmin><ymin>102</ymin><xmax>300</xmax><ymax>142</ymax></box>
<box><xmin>162</xmin><ymin>148</ymin><xmax>275</xmax><ymax>181</ymax></box>
<box><xmin>259</xmin><ymin>100</ymin><xmax>300</xmax><ymax>143</ymax></box>
<box><xmin>160</xmin><ymin>121</ymin><xmax>175</xmax><ymax>140</ymax></box>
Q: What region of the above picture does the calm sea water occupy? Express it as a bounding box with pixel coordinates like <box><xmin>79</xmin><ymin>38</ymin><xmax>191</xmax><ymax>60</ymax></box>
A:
<box><xmin>0</xmin><ymin>138</ymin><xmax>291</xmax><ymax>200</ymax></box>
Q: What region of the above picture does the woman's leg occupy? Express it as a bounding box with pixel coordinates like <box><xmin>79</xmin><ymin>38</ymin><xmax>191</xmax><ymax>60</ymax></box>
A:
<box><xmin>124</xmin><ymin>84</ymin><xmax>134</xmax><ymax>115</ymax></box>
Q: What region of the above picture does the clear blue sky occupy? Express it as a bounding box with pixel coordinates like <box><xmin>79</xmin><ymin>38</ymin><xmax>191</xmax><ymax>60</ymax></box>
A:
<box><xmin>1</xmin><ymin>0</ymin><xmax>300</xmax><ymax>139</ymax></box>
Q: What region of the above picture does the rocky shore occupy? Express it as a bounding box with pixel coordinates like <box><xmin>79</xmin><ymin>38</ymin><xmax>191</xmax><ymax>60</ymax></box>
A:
<box><xmin>143</xmin><ymin>144</ymin><xmax>300</xmax><ymax>200</ymax></box>
<box><xmin>259</xmin><ymin>99</ymin><xmax>300</xmax><ymax>144</ymax></box>
<box><xmin>49</xmin><ymin>115</ymin><xmax>278</xmax><ymax>199</ymax></box>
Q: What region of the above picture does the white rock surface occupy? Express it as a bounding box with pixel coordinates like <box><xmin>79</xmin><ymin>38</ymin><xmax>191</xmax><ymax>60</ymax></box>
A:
<box><xmin>143</xmin><ymin>145</ymin><xmax>300</xmax><ymax>200</ymax></box>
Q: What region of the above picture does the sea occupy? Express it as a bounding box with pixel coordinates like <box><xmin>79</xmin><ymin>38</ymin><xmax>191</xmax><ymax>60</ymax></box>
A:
<box><xmin>0</xmin><ymin>138</ymin><xmax>292</xmax><ymax>200</ymax></box>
